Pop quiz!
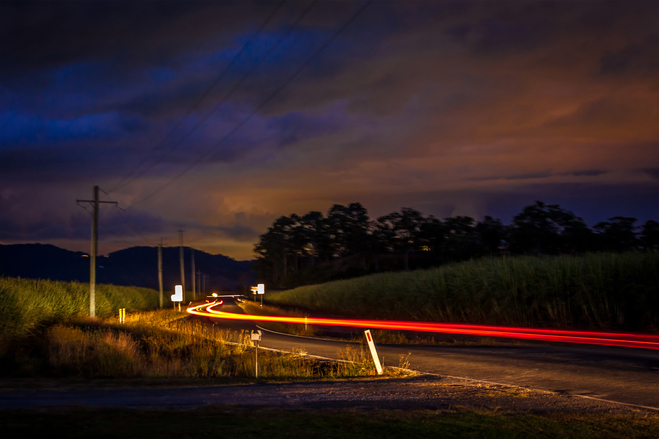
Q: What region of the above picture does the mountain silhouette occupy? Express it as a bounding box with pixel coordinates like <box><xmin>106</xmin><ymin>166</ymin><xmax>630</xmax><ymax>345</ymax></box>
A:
<box><xmin>0</xmin><ymin>243</ymin><xmax>255</xmax><ymax>292</ymax></box>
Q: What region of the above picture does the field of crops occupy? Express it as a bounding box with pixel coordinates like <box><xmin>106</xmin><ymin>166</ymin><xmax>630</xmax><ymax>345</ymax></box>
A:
<box><xmin>266</xmin><ymin>252</ymin><xmax>659</xmax><ymax>332</ymax></box>
<box><xmin>0</xmin><ymin>277</ymin><xmax>160</xmax><ymax>337</ymax></box>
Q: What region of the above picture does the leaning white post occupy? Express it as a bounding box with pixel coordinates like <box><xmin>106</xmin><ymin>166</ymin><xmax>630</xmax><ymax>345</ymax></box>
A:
<box><xmin>364</xmin><ymin>330</ymin><xmax>383</xmax><ymax>375</ymax></box>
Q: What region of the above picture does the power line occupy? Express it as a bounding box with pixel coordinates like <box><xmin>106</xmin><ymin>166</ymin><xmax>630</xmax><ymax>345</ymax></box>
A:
<box><xmin>114</xmin><ymin>205</ymin><xmax>153</xmax><ymax>246</ymax></box>
<box><xmin>130</xmin><ymin>0</ymin><xmax>372</xmax><ymax>208</ymax></box>
<box><xmin>107</xmin><ymin>1</ymin><xmax>287</xmax><ymax>194</ymax></box>
<box><xmin>77</xmin><ymin>198</ymin><xmax>131</xmax><ymax>246</ymax></box>
<box><xmin>119</xmin><ymin>0</ymin><xmax>318</xmax><ymax>198</ymax></box>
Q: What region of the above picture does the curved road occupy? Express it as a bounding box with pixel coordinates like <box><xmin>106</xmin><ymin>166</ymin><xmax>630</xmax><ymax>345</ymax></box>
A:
<box><xmin>208</xmin><ymin>298</ymin><xmax>659</xmax><ymax>409</ymax></box>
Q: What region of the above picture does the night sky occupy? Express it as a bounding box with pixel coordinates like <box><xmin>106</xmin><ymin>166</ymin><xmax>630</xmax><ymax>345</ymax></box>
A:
<box><xmin>1</xmin><ymin>1</ymin><xmax>658</xmax><ymax>260</ymax></box>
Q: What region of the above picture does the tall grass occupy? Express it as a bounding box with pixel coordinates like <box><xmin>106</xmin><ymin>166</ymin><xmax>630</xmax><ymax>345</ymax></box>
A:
<box><xmin>265</xmin><ymin>252</ymin><xmax>659</xmax><ymax>332</ymax></box>
<box><xmin>0</xmin><ymin>277</ymin><xmax>159</xmax><ymax>337</ymax></box>
<box><xmin>27</xmin><ymin>310</ymin><xmax>385</xmax><ymax>379</ymax></box>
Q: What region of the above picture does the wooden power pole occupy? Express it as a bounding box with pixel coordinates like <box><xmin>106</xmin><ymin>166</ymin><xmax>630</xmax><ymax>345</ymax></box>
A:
<box><xmin>191</xmin><ymin>248</ymin><xmax>196</xmax><ymax>301</ymax></box>
<box><xmin>76</xmin><ymin>185</ymin><xmax>116</xmax><ymax>317</ymax></box>
<box><xmin>179</xmin><ymin>230</ymin><xmax>185</xmax><ymax>302</ymax></box>
<box><xmin>158</xmin><ymin>238</ymin><xmax>164</xmax><ymax>308</ymax></box>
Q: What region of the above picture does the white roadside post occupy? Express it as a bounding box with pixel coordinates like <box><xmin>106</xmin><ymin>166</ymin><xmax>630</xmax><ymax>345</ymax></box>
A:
<box><xmin>171</xmin><ymin>285</ymin><xmax>183</xmax><ymax>312</ymax></box>
<box><xmin>364</xmin><ymin>330</ymin><xmax>383</xmax><ymax>375</ymax></box>
<box><xmin>257</xmin><ymin>283</ymin><xmax>265</xmax><ymax>307</ymax></box>
<box><xmin>251</xmin><ymin>330</ymin><xmax>262</xmax><ymax>378</ymax></box>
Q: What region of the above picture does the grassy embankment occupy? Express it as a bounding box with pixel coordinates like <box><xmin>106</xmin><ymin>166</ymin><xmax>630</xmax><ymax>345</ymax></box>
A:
<box><xmin>266</xmin><ymin>252</ymin><xmax>659</xmax><ymax>334</ymax></box>
<box><xmin>0</xmin><ymin>277</ymin><xmax>386</xmax><ymax>380</ymax></box>
<box><xmin>1</xmin><ymin>406</ymin><xmax>657</xmax><ymax>439</ymax></box>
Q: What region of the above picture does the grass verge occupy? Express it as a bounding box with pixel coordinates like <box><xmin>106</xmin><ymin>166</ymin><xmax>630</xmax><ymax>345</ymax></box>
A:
<box><xmin>0</xmin><ymin>406</ymin><xmax>657</xmax><ymax>439</ymax></box>
<box><xmin>266</xmin><ymin>252</ymin><xmax>659</xmax><ymax>332</ymax></box>
<box><xmin>1</xmin><ymin>309</ymin><xmax>404</xmax><ymax>381</ymax></box>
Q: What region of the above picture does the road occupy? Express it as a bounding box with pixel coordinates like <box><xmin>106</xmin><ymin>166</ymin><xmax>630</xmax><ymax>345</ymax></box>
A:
<box><xmin>208</xmin><ymin>298</ymin><xmax>659</xmax><ymax>410</ymax></box>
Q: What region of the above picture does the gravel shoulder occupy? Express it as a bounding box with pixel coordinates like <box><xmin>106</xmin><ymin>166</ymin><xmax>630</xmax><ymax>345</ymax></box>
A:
<box><xmin>0</xmin><ymin>375</ymin><xmax>656</xmax><ymax>416</ymax></box>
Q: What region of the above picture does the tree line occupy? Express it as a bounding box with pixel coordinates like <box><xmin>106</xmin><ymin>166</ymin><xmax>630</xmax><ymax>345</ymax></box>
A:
<box><xmin>254</xmin><ymin>201</ymin><xmax>659</xmax><ymax>289</ymax></box>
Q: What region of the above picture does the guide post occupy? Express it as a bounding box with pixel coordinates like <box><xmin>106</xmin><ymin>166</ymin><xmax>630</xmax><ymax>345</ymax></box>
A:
<box><xmin>251</xmin><ymin>330</ymin><xmax>262</xmax><ymax>378</ymax></box>
<box><xmin>364</xmin><ymin>330</ymin><xmax>383</xmax><ymax>375</ymax></box>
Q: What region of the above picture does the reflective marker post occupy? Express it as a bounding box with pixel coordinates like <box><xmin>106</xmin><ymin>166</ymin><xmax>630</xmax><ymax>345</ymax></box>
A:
<box><xmin>251</xmin><ymin>330</ymin><xmax>262</xmax><ymax>378</ymax></box>
<box><xmin>364</xmin><ymin>330</ymin><xmax>383</xmax><ymax>375</ymax></box>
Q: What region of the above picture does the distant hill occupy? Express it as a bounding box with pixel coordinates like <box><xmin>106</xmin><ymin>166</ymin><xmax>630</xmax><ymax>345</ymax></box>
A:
<box><xmin>0</xmin><ymin>243</ymin><xmax>255</xmax><ymax>292</ymax></box>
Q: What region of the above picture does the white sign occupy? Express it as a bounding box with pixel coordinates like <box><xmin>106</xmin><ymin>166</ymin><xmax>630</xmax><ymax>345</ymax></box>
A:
<box><xmin>364</xmin><ymin>330</ymin><xmax>383</xmax><ymax>375</ymax></box>
<box><xmin>171</xmin><ymin>285</ymin><xmax>183</xmax><ymax>302</ymax></box>
<box><xmin>257</xmin><ymin>283</ymin><xmax>265</xmax><ymax>295</ymax></box>
<box><xmin>251</xmin><ymin>330</ymin><xmax>262</xmax><ymax>341</ymax></box>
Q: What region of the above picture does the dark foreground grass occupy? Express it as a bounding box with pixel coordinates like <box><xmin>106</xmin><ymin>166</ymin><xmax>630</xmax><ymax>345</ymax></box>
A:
<box><xmin>1</xmin><ymin>406</ymin><xmax>657</xmax><ymax>439</ymax></box>
<box><xmin>267</xmin><ymin>252</ymin><xmax>659</xmax><ymax>333</ymax></box>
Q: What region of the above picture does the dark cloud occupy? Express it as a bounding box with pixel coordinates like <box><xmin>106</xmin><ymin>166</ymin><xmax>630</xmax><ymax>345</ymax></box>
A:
<box><xmin>600</xmin><ymin>34</ymin><xmax>659</xmax><ymax>75</ymax></box>
<box><xmin>570</xmin><ymin>170</ymin><xmax>607</xmax><ymax>177</ymax></box>
<box><xmin>0</xmin><ymin>2</ymin><xmax>262</xmax><ymax>79</ymax></box>
<box><xmin>640</xmin><ymin>168</ymin><xmax>659</xmax><ymax>181</ymax></box>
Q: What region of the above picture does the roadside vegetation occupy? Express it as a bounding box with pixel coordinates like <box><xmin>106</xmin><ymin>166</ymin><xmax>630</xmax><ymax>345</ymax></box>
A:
<box><xmin>255</xmin><ymin>201</ymin><xmax>659</xmax><ymax>290</ymax></box>
<box><xmin>0</xmin><ymin>277</ymin><xmax>159</xmax><ymax>337</ymax></box>
<box><xmin>266</xmin><ymin>252</ymin><xmax>659</xmax><ymax>333</ymax></box>
<box><xmin>0</xmin><ymin>276</ymin><xmax>393</xmax><ymax>380</ymax></box>
<box><xmin>33</xmin><ymin>310</ymin><xmax>384</xmax><ymax>379</ymax></box>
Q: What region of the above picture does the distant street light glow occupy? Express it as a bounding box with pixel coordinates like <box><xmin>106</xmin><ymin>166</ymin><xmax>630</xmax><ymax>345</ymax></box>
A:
<box><xmin>187</xmin><ymin>302</ymin><xmax>659</xmax><ymax>350</ymax></box>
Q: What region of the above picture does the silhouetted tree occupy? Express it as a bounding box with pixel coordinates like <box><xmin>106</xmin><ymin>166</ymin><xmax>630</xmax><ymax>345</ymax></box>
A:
<box><xmin>444</xmin><ymin>216</ymin><xmax>478</xmax><ymax>260</ymax></box>
<box><xmin>594</xmin><ymin>217</ymin><xmax>638</xmax><ymax>252</ymax></box>
<box><xmin>475</xmin><ymin>216</ymin><xmax>506</xmax><ymax>255</ymax></box>
<box><xmin>326</xmin><ymin>203</ymin><xmax>371</xmax><ymax>257</ymax></box>
<box><xmin>640</xmin><ymin>220</ymin><xmax>659</xmax><ymax>250</ymax></box>
<box><xmin>510</xmin><ymin>201</ymin><xmax>588</xmax><ymax>254</ymax></box>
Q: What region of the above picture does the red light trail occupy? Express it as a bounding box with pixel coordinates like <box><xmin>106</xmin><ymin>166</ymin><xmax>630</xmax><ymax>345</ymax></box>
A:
<box><xmin>187</xmin><ymin>302</ymin><xmax>659</xmax><ymax>350</ymax></box>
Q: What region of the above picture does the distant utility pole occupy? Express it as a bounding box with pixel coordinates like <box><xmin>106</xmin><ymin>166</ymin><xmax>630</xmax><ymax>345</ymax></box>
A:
<box><xmin>179</xmin><ymin>229</ymin><xmax>185</xmax><ymax>302</ymax></box>
<box><xmin>158</xmin><ymin>238</ymin><xmax>164</xmax><ymax>308</ymax></box>
<box><xmin>191</xmin><ymin>248</ymin><xmax>196</xmax><ymax>301</ymax></box>
<box><xmin>76</xmin><ymin>185</ymin><xmax>117</xmax><ymax>317</ymax></box>
<box><xmin>196</xmin><ymin>271</ymin><xmax>202</xmax><ymax>297</ymax></box>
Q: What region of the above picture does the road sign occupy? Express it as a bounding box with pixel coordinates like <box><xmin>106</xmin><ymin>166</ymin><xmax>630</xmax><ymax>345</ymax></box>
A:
<box><xmin>257</xmin><ymin>284</ymin><xmax>265</xmax><ymax>295</ymax></box>
<box><xmin>364</xmin><ymin>330</ymin><xmax>383</xmax><ymax>375</ymax></box>
<box><xmin>251</xmin><ymin>330</ymin><xmax>262</xmax><ymax>341</ymax></box>
<box><xmin>171</xmin><ymin>285</ymin><xmax>183</xmax><ymax>302</ymax></box>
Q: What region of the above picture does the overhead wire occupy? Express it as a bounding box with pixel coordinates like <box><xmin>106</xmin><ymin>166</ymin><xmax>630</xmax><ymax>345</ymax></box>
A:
<box><xmin>119</xmin><ymin>0</ymin><xmax>318</xmax><ymax>199</ymax></box>
<box><xmin>76</xmin><ymin>202</ymin><xmax>133</xmax><ymax>247</ymax></box>
<box><xmin>130</xmin><ymin>0</ymin><xmax>373</xmax><ymax>208</ymax></box>
<box><xmin>107</xmin><ymin>0</ymin><xmax>287</xmax><ymax>194</ymax></box>
<box><xmin>114</xmin><ymin>205</ymin><xmax>154</xmax><ymax>246</ymax></box>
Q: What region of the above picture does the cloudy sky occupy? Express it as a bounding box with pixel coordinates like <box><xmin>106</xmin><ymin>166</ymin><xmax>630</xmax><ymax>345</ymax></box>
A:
<box><xmin>1</xmin><ymin>0</ymin><xmax>658</xmax><ymax>260</ymax></box>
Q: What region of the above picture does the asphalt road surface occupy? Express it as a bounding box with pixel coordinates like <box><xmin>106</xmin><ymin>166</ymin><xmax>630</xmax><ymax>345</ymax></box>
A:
<box><xmin>210</xmin><ymin>298</ymin><xmax>659</xmax><ymax>410</ymax></box>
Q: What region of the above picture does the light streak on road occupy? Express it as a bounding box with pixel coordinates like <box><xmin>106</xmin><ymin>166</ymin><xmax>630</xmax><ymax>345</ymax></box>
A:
<box><xmin>187</xmin><ymin>302</ymin><xmax>659</xmax><ymax>350</ymax></box>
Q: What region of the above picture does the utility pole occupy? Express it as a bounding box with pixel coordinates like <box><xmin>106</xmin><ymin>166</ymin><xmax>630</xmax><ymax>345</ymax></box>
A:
<box><xmin>76</xmin><ymin>185</ymin><xmax>117</xmax><ymax>317</ymax></box>
<box><xmin>191</xmin><ymin>248</ymin><xmax>196</xmax><ymax>301</ymax></box>
<box><xmin>196</xmin><ymin>271</ymin><xmax>202</xmax><ymax>297</ymax></box>
<box><xmin>158</xmin><ymin>238</ymin><xmax>164</xmax><ymax>308</ymax></box>
<box><xmin>178</xmin><ymin>229</ymin><xmax>185</xmax><ymax>303</ymax></box>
